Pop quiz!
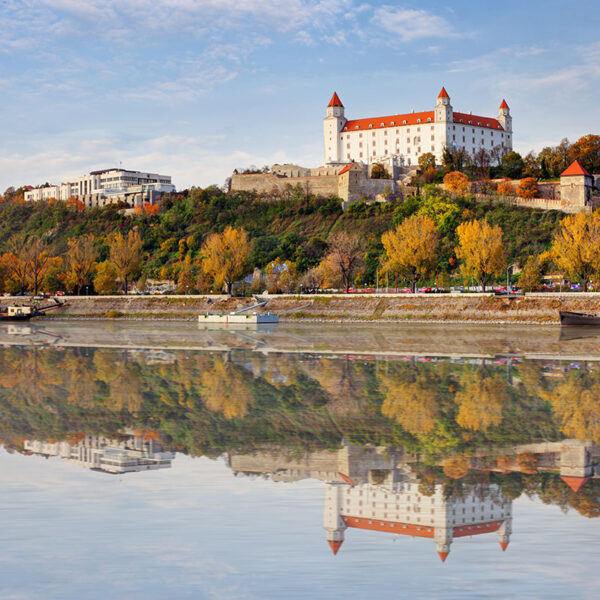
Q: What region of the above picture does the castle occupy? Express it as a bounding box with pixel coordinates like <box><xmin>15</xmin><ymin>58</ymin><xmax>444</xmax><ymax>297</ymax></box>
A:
<box><xmin>324</xmin><ymin>88</ymin><xmax>513</xmax><ymax>168</ymax></box>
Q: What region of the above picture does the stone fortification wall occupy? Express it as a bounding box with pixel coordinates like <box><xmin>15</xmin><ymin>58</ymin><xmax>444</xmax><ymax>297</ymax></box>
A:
<box><xmin>231</xmin><ymin>172</ymin><xmax>339</xmax><ymax>197</ymax></box>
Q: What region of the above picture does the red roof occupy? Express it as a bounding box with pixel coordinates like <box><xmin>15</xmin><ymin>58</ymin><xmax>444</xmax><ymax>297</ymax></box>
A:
<box><xmin>561</xmin><ymin>160</ymin><xmax>591</xmax><ymax>177</ymax></box>
<box><xmin>561</xmin><ymin>475</ymin><xmax>589</xmax><ymax>491</ymax></box>
<box><xmin>438</xmin><ymin>551</ymin><xmax>449</xmax><ymax>563</ymax></box>
<box><xmin>453</xmin><ymin>112</ymin><xmax>504</xmax><ymax>130</ymax></box>
<box><xmin>499</xmin><ymin>99</ymin><xmax>509</xmax><ymax>110</ymax></box>
<box><xmin>338</xmin><ymin>472</ymin><xmax>356</xmax><ymax>485</ymax></box>
<box><xmin>328</xmin><ymin>540</ymin><xmax>343</xmax><ymax>555</ymax></box>
<box><xmin>438</xmin><ymin>87</ymin><xmax>449</xmax><ymax>99</ymax></box>
<box><xmin>342</xmin><ymin>110</ymin><xmax>503</xmax><ymax>132</ymax></box>
<box><xmin>328</xmin><ymin>92</ymin><xmax>343</xmax><ymax>107</ymax></box>
<box><xmin>343</xmin><ymin>110</ymin><xmax>435</xmax><ymax>131</ymax></box>
<box><xmin>499</xmin><ymin>541</ymin><xmax>509</xmax><ymax>552</ymax></box>
<box><xmin>338</xmin><ymin>163</ymin><xmax>356</xmax><ymax>176</ymax></box>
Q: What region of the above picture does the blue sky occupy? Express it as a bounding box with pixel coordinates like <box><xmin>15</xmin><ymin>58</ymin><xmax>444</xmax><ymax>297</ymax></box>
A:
<box><xmin>1</xmin><ymin>0</ymin><xmax>599</xmax><ymax>191</ymax></box>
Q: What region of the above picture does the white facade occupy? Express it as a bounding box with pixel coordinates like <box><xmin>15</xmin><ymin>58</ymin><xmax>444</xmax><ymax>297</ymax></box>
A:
<box><xmin>324</xmin><ymin>474</ymin><xmax>512</xmax><ymax>560</ymax></box>
<box><xmin>24</xmin><ymin>433</ymin><xmax>174</xmax><ymax>474</ymax></box>
<box><xmin>324</xmin><ymin>88</ymin><xmax>513</xmax><ymax>167</ymax></box>
<box><xmin>24</xmin><ymin>168</ymin><xmax>175</xmax><ymax>204</ymax></box>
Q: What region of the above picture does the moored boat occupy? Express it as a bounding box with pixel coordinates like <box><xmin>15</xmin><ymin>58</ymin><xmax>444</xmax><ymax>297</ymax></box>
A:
<box><xmin>0</xmin><ymin>298</ymin><xmax>66</xmax><ymax>322</ymax></box>
<box><xmin>559</xmin><ymin>310</ymin><xmax>600</xmax><ymax>326</ymax></box>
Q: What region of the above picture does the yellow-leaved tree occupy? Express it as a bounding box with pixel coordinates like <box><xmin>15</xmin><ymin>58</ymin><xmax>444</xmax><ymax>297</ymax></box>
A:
<box><xmin>317</xmin><ymin>231</ymin><xmax>363</xmax><ymax>292</ymax></box>
<box><xmin>455</xmin><ymin>219</ymin><xmax>505</xmax><ymax>292</ymax></box>
<box><xmin>24</xmin><ymin>236</ymin><xmax>54</xmax><ymax>296</ymax></box>
<box><xmin>94</xmin><ymin>261</ymin><xmax>119</xmax><ymax>295</ymax></box>
<box><xmin>381</xmin><ymin>214</ymin><xmax>438</xmax><ymax>292</ymax></box>
<box><xmin>108</xmin><ymin>230</ymin><xmax>143</xmax><ymax>294</ymax></box>
<box><xmin>201</xmin><ymin>226</ymin><xmax>252</xmax><ymax>295</ymax></box>
<box><xmin>64</xmin><ymin>234</ymin><xmax>98</xmax><ymax>294</ymax></box>
<box><xmin>551</xmin><ymin>212</ymin><xmax>600</xmax><ymax>292</ymax></box>
<box><xmin>454</xmin><ymin>370</ymin><xmax>508</xmax><ymax>432</ymax></box>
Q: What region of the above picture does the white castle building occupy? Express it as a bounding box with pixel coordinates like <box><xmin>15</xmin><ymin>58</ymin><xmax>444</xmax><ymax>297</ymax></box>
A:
<box><xmin>24</xmin><ymin>167</ymin><xmax>175</xmax><ymax>208</ymax></box>
<box><xmin>324</xmin><ymin>88</ymin><xmax>513</xmax><ymax>168</ymax></box>
<box><xmin>324</xmin><ymin>472</ymin><xmax>512</xmax><ymax>562</ymax></box>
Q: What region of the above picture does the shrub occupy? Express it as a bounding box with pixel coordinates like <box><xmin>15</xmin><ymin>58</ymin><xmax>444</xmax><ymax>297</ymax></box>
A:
<box><xmin>497</xmin><ymin>178</ymin><xmax>514</xmax><ymax>196</ymax></box>
<box><xmin>443</xmin><ymin>171</ymin><xmax>470</xmax><ymax>195</ymax></box>
<box><xmin>443</xmin><ymin>455</ymin><xmax>470</xmax><ymax>479</ymax></box>
<box><xmin>516</xmin><ymin>452</ymin><xmax>538</xmax><ymax>474</ymax></box>
<box><xmin>516</xmin><ymin>177</ymin><xmax>539</xmax><ymax>199</ymax></box>
<box><xmin>106</xmin><ymin>310</ymin><xmax>123</xmax><ymax>318</ymax></box>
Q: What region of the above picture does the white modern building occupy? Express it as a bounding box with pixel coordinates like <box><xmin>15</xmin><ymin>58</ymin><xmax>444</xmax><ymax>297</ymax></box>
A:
<box><xmin>24</xmin><ymin>167</ymin><xmax>175</xmax><ymax>208</ymax></box>
<box><xmin>324</xmin><ymin>88</ymin><xmax>513</xmax><ymax>168</ymax></box>
<box><xmin>24</xmin><ymin>433</ymin><xmax>175</xmax><ymax>474</ymax></box>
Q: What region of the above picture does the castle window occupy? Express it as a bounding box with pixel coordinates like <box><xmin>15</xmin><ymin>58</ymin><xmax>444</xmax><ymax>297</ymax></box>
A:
<box><xmin>391</xmin><ymin>122</ymin><xmax>395</xmax><ymax>126</ymax></box>
<box><xmin>417</xmin><ymin>119</ymin><xmax>421</xmax><ymax>123</ymax></box>
<box><xmin>360</xmin><ymin>152</ymin><xmax>363</xmax><ymax>158</ymax></box>
<box><xmin>355</xmin><ymin>126</ymin><xmax>359</xmax><ymax>130</ymax></box>
<box><xmin>468</xmin><ymin>120</ymin><xmax>472</xmax><ymax>124</ymax></box>
<box><xmin>431</xmin><ymin>145</ymin><xmax>434</xmax><ymax>151</ymax></box>
<box><xmin>369</xmin><ymin>124</ymin><xmax>373</xmax><ymax>128</ymax></box>
<box><xmin>359</xmin><ymin>133</ymin><xmax>362</xmax><ymax>137</ymax></box>
<box><xmin>359</xmin><ymin>142</ymin><xmax>362</xmax><ymax>148</ymax></box>
<box><xmin>384</xmin><ymin>130</ymin><xmax>388</xmax><ymax>135</ymax></box>
<box><xmin>385</xmin><ymin>150</ymin><xmax>388</xmax><ymax>155</ymax></box>
<box><xmin>431</xmin><ymin>135</ymin><xmax>435</xmax><ymax>141</ymax></box>
<box><xmin>347</xmin><ymin>153</ymin><xmax>350</xmax><ymax>159</ymax></box>
<box><xmin>453</xmin><ymin>125</ymin><xmax>455</xmax><ymax>130</ymax></box>
<box><xmin>478</xmin><ymin>122</ymin><xmax>481</xmax><ymax>126</ymax></box>
<box><xmin>427</xmin><ymin>117</ymin><xmax>431</xmax><ymax>122</ymax></box>
<box><xmin>403</xmin><ymin>120</ymin><xmax>407</xmax><ymax>124</ymax></box>
<box><xmin>343</xmin><ymin>127</ymin><xmax>347</xmax><ymax>131</ymax></box>
<box><xmin>380</xmin><ymin>122</ymin><xmax>385</xmax><ymax>127</ymax></box>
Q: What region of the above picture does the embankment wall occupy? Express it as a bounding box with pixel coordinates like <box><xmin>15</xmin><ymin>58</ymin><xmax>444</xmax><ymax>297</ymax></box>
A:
<box><xmin>9</xmin><ymin>293</ymin><xmax>600</xmax><ymax>323</ymax></box>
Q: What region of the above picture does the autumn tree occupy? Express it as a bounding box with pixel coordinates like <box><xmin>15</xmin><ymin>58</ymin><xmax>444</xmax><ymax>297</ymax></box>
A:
<box><xmin>418</xmin><ymin>152</ymin><xmax>436</xmax><ymax>171</ymax></box>
<box><xmin>318</xmin><ymin>232</ymin><xmax>363</xmax><ymax>293</ymax></box>
<box><xmin>201</xmin><ymin>226</ymin><xmax>252</xmax><ymax>295</ymax></box>
<box><xmin>64</xmin><ymin>234</ymin><xmax>98</xmax><ymax>294</ymax></box>
<box><xmin>265</xmin><ymin>259</ymin><xmax>298</xmax><ymax>293</ymax></box>
<box><xmin>200</xmin><ymin>358</ymin><xmax>254</xmax><ymax>419</ymax></box>
<box><xmin>108</xmin><ymin>230</ymin><xmax>143</xmax><ymax>294</ymax></box>
<box><xmin>455</xmin><ymin>219</ymin><xmax>505</xmax><ymax>292</ymax></box>
<box><xmin>1</xmin><ymin>235</ymin><xmax>29</xmax><ymax>293</ymax></box>
<box><xmin>551</xmin><ymin>212</ymin><xmax>600</xmax><ymax>292</ymax></box>
<box><xmin>496</xmin><ymin>177</ymin><xmax>514</xmax><ymax>196</ymax></box>
<box><xmin>519</xmin><ymin>256</ymin><xmax>542</xmax><ymax>292</ymax></box>
<box><xmin>177</xmin><ymin>254</ymin><xmax>196</xmax><ymax>294</ymax></box>
<box><xmin>94</xmin><ymin>261</ymin><xmax>119</xmax><ymax>294</ymax></box>
<box><xmin>370</xmin><ymin>163</ymin><xmax>390</xmax><ymax>179</ymax></box>
<box><xmin>454</xmin><ymin>370</ymin><xmax>508</xmax><ymax>432</ymax></box>
<box><xmin>23</xmin><ymin>236</ymin><xmax>54</xmax><ymax>296</ymax></box>
<box><xmin>443</xmin><ymin>456</ymin><xmax>470</xmax><ymax>480</ymax></box>
<box><xmin>443</xmin><ymin>170</ymin><xmax>470</xmax><ymax>195</ymax></box>
<box><xmin>381</xmin><ymin>214</ymin><xmax>438</xmax><ymax>292</ymax></box>
<box><xmin>516</xmin><ymin>452</ymin><xmax>538</xmax><ymax>475</ymax></box>
<box><xmin>569</xmin><ymin>134</ymin><xmax>600</xmax><ymax>174</ymax></box>
<box><xmin>516</xmin><ymin>177</ymin><xmax>539</xmax><ymax>199</ymax></box>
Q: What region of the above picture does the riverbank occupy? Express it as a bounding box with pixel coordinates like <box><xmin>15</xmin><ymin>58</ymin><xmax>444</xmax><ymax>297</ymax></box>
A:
<box><xmin>4</xmin><ymin>292</ymin><xmax>600</xmax><ymax>323</ymax></box>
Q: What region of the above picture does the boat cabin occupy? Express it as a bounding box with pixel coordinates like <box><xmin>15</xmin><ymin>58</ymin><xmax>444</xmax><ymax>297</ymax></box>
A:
<box><xmin>7</xmin><ymin>306</ymin><xmax>33</xmax><ymax>317</ymax></box>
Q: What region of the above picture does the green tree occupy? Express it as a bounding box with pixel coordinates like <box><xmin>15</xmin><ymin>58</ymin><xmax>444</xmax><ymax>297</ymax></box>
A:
<box><xmin>500</xmin><ymin>151</ymin><xmax>524</xmax><ymax>179</ymax></box>
<box><xmin>418</xmin><ymin>152</ymin><xmax>436</xmax><ymax>171</ymax></box>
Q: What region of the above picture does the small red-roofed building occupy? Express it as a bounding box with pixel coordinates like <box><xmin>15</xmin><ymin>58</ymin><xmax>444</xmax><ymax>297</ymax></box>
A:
<box><xmin>323</xmin><ymin>88</ymin><xmax>513</xmax><ymax>171</ymax></box>
<box><xmin>560</xmin><ymin>161</ymin><xmax>595</xmax><ymax>208</ymax></box>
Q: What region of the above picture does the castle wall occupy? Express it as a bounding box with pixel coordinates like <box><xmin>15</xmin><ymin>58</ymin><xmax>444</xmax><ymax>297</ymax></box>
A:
<box><xmin>231</xmin><ymin>172</ymin><xmax>339</xmax><ymax>197</ymax></box>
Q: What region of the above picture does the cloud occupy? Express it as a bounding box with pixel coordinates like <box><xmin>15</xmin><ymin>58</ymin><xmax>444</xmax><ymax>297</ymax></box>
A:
<box><xmin>371</xmin><ymin>6</ymin><xmax>464</xmax><ymax>42</ymax></box>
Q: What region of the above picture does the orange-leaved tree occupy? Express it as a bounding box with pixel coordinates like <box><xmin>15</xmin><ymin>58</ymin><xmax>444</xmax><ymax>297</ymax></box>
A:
<box><xmin>455</xmin><ymin>219</ymin><xmax>505</xmax><ymax>292</ymax></box>
<box><xmin>381</xmin><ymin>214</ymin><xmax>438</xmax><ymax>292</ymax></box>
<box><xmin>496</xmin><ymin>177</ymin><xmax>514</xmax><ymax>196</ymax></box>
<box><xmin>443</xmin><ymin>170</ymin><xmax>470</xmax><ymax>195</ymax></box>
<box><xmin>516</xmin><ymin>177</ymin><xmax>539</xmax><ymax>199</ymax></box>
<box><xmin>201</xmin><ymin>226</ymin><xmax>252</xmax><ymax>295</ymax></box>
<box><xmin>551</xmin><ymin>212</ymin><xmax>600</xmax><ymax>292</ymax></box>
<box><xmin>24</xmin><ymin>236</ymin><xmax>54</xmax><ymax>296</ymax></box>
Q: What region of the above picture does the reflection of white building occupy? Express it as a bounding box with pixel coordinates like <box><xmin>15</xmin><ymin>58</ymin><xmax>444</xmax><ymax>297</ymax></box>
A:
<box><xmin>324</xmin><ymin>472</ymin><xmax>512</xmax><ymax>562</ymax></box>
<box><xmin>24</xmin><ymin>433</ymin><xmax>174</xmax><ymax>474</ymax></box>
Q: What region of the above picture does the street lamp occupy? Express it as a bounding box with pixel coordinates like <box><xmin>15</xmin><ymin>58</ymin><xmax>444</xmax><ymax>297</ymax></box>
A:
<box><xmin>506</xmin><ymin>263</ymin><xmax>517</xmax><ymax>294</ymax></box>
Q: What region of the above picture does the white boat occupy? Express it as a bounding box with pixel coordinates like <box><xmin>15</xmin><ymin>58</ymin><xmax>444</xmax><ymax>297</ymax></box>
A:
<box><xmin>198</xmin><ymin>298</ymin><xmax>311</xmax><ymax>327</ymax></box>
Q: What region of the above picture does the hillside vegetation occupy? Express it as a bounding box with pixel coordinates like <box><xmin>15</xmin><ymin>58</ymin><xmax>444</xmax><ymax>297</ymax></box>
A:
<box><xmin>0</xmin><ymin>185</ymin><xmax>563</xmax><ymax>292</ymax></box>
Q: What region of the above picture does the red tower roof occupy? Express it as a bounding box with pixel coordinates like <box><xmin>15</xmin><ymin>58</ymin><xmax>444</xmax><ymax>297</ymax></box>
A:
<box><xmin>328</xmin><ymin>540</ymin><xmax>343</xmax><ymax>555</ymax></box>
<box><xmin>499</xmin><ymin>541</ymin><xmax>509</xmax><ymax>552</ymax></box>
<box><xmin>328</xmin><ymin>92</ymin><xmax>343</xmax><ymax>107</ymax></box>
<box><xmin>438</xmin><ymin>551</ymin><xmax>449</xmax><ymax>562</ymax></box>
<box><xmin>561</xmin><ymin>161</ymin><xmax>591</xmax><ymax>177</ymax></box>
<box><xmin>499</xmin><ymin>99</ymin><xmax>509</xmax><ymax>110</ymax></box>
<box><xmin>561</xmin><ymin>475</ymin><xmax>589</xmax><ymax>491</ymax></box>
<box><xmin>438</xmin><ymin>87</ymin><xmax>449</xmax><ymax>99</ymax></box>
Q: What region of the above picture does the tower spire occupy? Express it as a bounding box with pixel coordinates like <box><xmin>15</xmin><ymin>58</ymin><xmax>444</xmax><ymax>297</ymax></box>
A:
<box><xmin>328</xmin><ymin>92</ymin><xmax>343</xmax><ymax>107</ymax></box>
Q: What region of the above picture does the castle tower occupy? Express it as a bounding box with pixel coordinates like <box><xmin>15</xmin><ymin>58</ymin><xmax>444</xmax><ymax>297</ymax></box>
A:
<box><xmin>560</xmin><ymin>160</ymin><xmax>593</xmax><ymax>209</ymax></box>
<box><xmin>497</xmin><ymin>509</ymin><xmax>512</xmax><ymax>551</ymax></box>
<box><xmin>434</xmin><ymin>523</ymin><xmax>453</xmax><ymax>562</ymax></box>
<box><xmin>324</xmin><ymin>92</ymin><xmax>346</xmax><ymax>165</ymax></box>
<box><xmin>435</xmin><ymin>87</ymin><xmax>453</xmax><ymax>123</ymax></box>
<box><xmin>323</xmin><ymin>483</ymin><xmax>347</xmax><ymax>554</ymax></box>
<box><xmin>498</xmin><ymin>99</ymin><xmax>512</xmax><ymax>133</ymax></box>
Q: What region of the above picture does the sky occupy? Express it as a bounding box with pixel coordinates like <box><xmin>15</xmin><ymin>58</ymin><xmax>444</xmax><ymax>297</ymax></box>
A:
<box><xmin>2</xmin><ymin>449</ymin><xmax>600</xmax><ymax>600</ymax></box>
<box><xmin>1</xmin><ymin>0</ymin><xmax>599</xmax><ymax>192</ymax></box>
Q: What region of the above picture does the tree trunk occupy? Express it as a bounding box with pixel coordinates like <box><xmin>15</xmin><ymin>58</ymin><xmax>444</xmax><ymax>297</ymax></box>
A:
<box><xmin>226</xmin><ymin>280</ymin><xmax>233</xmax><ymax>296</ymax></box>
<box><xmin>583</xmin><ymin>278</ymin><xmax>589</xmax><ymax>292</ymax></box>
<box><xmin>124</xmin><ymin>278</ymin><xmax>128</xmax><ymax>295</ymax></box>
<box><xmin>411</xmin><ymin>280</ymin><xmax>417</xmax><ymax>293</ymax></box>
